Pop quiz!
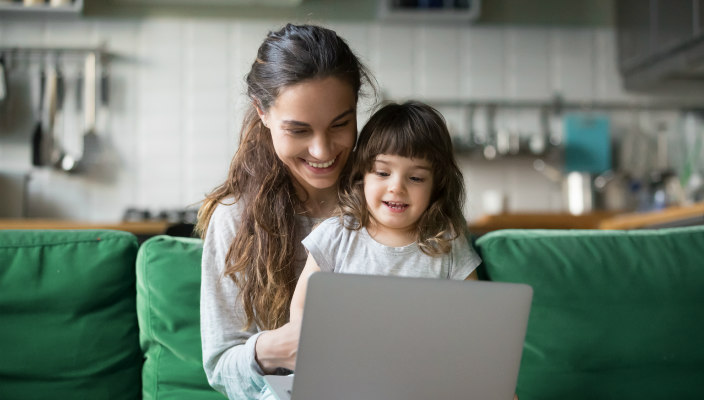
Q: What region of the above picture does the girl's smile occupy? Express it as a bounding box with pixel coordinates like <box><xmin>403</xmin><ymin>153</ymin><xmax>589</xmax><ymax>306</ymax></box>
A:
<box><xmin>382</xmin><ymin>201</ymin><xmax>409</xmax><ymax>213</ymax></box>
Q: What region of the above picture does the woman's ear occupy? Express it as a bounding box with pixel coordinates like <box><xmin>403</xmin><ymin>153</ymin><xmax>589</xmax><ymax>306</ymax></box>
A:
<box><xmin>254</xmin><ymin>102</ymin><xmax>268</xmax><ymax>127</ymax></box>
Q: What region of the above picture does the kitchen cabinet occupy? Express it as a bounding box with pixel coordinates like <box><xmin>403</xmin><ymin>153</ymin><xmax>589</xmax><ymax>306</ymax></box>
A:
<box><xmin>378</xmin><ymin>0</ymin><xmax>481</xmax><ymax>23</ymax></box>
<box><xmin>616</xmin><ymin>0</ymin><xmax>653</xmax><ymax>72</ymax></box>
<box><xmin>615</xmin><ymin>0</ymin><xmax>704</xmax><ymax>89</ymax></box>
<box><xmin>653</xmin><ymin>0</ymin><xmax>695</xmax><ymax>54</ymax></box>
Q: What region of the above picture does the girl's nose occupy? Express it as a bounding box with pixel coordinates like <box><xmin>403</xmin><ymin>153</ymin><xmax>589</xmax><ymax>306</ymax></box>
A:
<box><xmin>388</xmin><ymin>176</ymin><xmax>406</xmax><ymax>194</ymax></box>
<box><xmin>309</xmin><ymin>132</ymin><xmax>332</xmax><ymax>160</ymax></box>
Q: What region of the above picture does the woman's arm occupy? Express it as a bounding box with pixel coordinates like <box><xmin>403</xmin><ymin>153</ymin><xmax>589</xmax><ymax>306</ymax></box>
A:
<box><xmin>201</xmin><ymin>202</ymin><xmax>273</xmax><ymax>399</ymax></box>
<box><xmin>289</xmin><ymin>253</ymin><xmax>322</xmax><ymax>322</ymax></box>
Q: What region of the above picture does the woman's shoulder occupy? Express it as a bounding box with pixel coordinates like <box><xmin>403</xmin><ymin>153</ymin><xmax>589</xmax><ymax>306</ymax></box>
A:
<box><xmin>211</xmin><ymin>197</ymin><xmax>243</xmax><ymax>217</ymax></box>
<box><xmin>207</xmin><ymin>197</ymin><xmax>245</xmax><ymax>237</ymax></box>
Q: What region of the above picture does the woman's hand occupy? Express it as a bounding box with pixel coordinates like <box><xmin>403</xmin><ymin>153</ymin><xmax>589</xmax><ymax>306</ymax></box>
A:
<box><xmin>254</xmin><ymin>319</ymin><xmax>302</xmax><ymax>373</ymax></box>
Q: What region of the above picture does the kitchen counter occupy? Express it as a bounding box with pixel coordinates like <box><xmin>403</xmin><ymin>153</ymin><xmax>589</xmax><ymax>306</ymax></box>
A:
<box><xmin>0</xmin><ymin>219</ymin><xmax>170</xmax><ymax>236</ymax></box>
<box><xmin>469</xmin><ymin>212</ymin><xmax>616</xmax><ymax>235</ymax></box>
<box><xmin>469</xmin><ymin>202</ymin><xmax>704</xmax><ymax>234</ymax></box>
<box><xmin>598</xmin><ymin>202</ymin><xmax>704</xmax><ymax>229</ymax></box>
<box><xmin>4</xmin><ymin>202</ymin><xmax>703</xmax><ymax>238</ymax></box>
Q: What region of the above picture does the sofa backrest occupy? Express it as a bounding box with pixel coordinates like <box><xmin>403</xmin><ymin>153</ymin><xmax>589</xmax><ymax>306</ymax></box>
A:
<box><xmin>136</xmin><ymin>235</ymin><xmax>224</xmax><ymax>400</ymax></box>
<box><xmin>0</xmin><ymin>230</ymin><xmax>142</xmax><ymax>400</ymax></box>
<box><xmin>475</xmin><ymin>226</ymin><xmax>704</xmax><ymax>400</ymax></box>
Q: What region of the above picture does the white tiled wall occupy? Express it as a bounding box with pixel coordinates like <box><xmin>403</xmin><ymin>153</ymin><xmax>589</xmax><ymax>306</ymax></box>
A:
<box><xmin>0</xmin><ymin>17</ymin><xmax>697</xmax><ymax>221</ymax></box>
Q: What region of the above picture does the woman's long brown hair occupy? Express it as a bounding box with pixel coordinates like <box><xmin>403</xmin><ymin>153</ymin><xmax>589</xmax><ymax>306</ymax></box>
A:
<box><xmin>196</xmin><ymin>24</ymin><xmax>373</xmax><ymax>330</ymax></box>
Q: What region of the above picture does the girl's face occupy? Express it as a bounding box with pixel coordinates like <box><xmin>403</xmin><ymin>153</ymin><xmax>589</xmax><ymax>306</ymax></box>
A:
<box><xmin>259</xmin><ymin>77</ymin><xmax>357</xmax><ymax>197</ymax></box>
<box><xmin>363</xmin><ymin>154</ymin><xmax>434</xmax><ymax>243</ymax></box>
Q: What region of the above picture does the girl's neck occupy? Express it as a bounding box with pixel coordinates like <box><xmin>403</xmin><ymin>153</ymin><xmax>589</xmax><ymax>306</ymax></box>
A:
<box><xmin>366</xmin><ymin>219</ymin><xmax>417</xmax><ymax>248</ymax></box>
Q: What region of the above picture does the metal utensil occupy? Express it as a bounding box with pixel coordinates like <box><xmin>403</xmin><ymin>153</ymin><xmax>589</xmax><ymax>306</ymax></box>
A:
<box><xmin>482</xmin><ymin>105</ymin><xmax>498</xmax><ymax>160</ymax></box>
<box><xmin>51</xmin><ymin>61</ymin><xmax>69</xmax><ymax>169</ymax></box>
<box><xmin>31</xmin><ymin>67</ymin><xmax>46</xmax><ymax>166</ymax></box>
<box><xmin>43</xmin><ymin>65</ymin><xmax>59</xmax><ymax>166</ymax></box>
<box><xmin>0</xmin><ymin>53</ymin><xmax>8</xmax><ymax>104</ymax></box>
<box><xmin>79</xmin><ymin>52</ymin><xmax>98</xmax><ymax>169</ymax></box>
<box><xmin>59</xmin><ymin>52</ymin><xmax>97</xmax><ymax>172</ymax></box>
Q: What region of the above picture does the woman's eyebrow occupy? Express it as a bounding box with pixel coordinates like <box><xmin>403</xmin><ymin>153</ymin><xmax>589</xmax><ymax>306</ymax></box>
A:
<box><xmin>331</xmin><ymin>108</ymin><xmax>355</xmax><ymax>122</ymax></box>
<box><xmin>281</xmin><ymin>108</ymin><xmax>355</xmax><ymax>127</ymax></box>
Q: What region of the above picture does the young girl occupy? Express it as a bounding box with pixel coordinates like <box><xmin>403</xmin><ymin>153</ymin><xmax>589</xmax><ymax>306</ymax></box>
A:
<box><xmin>289</xmin><ymin>101</ymin><xmax>481</xmax><ymax>321</ymax></box>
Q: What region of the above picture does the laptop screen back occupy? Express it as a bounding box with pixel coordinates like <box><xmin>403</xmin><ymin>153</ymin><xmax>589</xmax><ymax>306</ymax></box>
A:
<box><xmin>292</xmin><ymin>273</ymin><xmax>533</xmax><ymax>400</ymax></box>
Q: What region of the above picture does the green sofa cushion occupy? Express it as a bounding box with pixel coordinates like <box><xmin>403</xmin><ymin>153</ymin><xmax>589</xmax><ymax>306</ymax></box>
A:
<box><xmin>137</xmin><ymin>235</ymin><xmax>224</xmax><ymax>400</ymax></box>
<box><xmin>0</xmin><ymin>230</ymin><xmax>141</xmax><ymax>400</ymax></box>
<box><xmin>476</xmin><ymin>226</ymin><xmax>704</xmax><ymax>400</ymax></box>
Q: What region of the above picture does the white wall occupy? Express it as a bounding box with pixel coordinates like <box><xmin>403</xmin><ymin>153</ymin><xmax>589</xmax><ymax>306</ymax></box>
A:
<box><xmin>0</xmin><ymin>17</ymin><xmax>697</xmax><ymax>221</ymax></box>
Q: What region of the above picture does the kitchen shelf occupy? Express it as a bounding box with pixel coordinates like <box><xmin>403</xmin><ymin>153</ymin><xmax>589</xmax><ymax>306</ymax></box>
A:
<box><xmin>0</xmin><ymin>0</ymin><xmax>83</xmax><ymax>16</ymax></box>
<box><xmin>425</xmin><ymin>97</ymin><xmax>704</xmax><ymax>112</ymax></box>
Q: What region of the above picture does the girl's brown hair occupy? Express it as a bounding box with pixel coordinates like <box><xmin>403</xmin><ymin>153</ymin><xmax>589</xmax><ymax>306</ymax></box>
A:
<box><xmin>338</xmin><ymin>101</ymin><xmax>467</xmax><ymax>255</ymax></box>
<box><xmin>196</xmin><ymin>24</ymin><xmax>373</xmax><ymax>330</ymax></box>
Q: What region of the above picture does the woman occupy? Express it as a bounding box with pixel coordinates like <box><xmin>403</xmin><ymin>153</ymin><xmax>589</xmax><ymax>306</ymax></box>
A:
<box><xmin>196</xmin><ymin>23</ymin><xmax>374</xmax><ymax>399</ymax></box>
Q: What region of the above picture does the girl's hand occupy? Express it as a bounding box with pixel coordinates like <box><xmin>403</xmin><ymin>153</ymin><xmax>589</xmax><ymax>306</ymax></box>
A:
<box><xmin>255</xmin><ymin>319</ymin><xmax>302</xmax><ymax>373</ymax></box>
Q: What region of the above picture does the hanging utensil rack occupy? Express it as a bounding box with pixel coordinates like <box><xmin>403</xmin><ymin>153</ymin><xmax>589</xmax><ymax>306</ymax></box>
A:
<box><xmin>1</xmin><ymin>45</ymin><xmax>110</xmax><ymax>172</ymax></box>
<box><xmin>0</xmin><ymin>45</ymin><xmax>108</xmax><ymax>64</ymax></box>
<box><xmin>419</xmin><ymin>94</ymin><xmax>704</xmax><ymax>157</ymax></box>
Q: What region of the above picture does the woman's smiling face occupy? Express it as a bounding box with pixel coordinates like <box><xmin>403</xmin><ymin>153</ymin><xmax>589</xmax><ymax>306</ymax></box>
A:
<box><xmin>259</xmin><ymin>77</ymin><xmax>357</xmax><ymax>196</ymax></box>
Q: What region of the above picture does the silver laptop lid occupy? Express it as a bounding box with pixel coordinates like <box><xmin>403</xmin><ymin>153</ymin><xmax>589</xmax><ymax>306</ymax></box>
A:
<box><xmin>292</xmin><ymin>273</ymin><xmax>532</xmax><ymax>400</ymax></box>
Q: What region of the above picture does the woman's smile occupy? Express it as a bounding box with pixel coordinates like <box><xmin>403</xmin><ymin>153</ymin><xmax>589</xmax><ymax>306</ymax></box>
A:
<box><xmin>302</xmin><ymin>155</ymin><xmax>338</xmax><ymax>171</ymax></box>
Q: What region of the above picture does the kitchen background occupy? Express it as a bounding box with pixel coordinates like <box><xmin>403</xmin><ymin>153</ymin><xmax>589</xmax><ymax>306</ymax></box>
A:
<box><xmin>1</xmin><ymin>0</ymin><xmax>704</xmax><ymax>227</ymax></box>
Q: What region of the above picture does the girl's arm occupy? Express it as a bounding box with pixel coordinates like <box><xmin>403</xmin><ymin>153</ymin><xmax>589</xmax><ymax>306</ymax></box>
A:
<box><xmin>464</xmin><ymin>269</ymin><xmax>479</xmax><ymax>281</ymax></box>
<box><xmin>289</xmin><ymin>253</ymin><xmax>322</xmax><ymax>322</ymax></box>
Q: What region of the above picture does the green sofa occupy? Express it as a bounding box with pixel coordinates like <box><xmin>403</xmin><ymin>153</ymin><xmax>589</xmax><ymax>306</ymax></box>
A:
<box><xmin>1</xmin><ymin>226</ymin><xmax>703</xmax><ymax>399</ymax></box>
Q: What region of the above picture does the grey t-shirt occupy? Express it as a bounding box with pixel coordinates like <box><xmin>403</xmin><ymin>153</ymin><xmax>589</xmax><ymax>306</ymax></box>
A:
<box><xmin>302</xmin><ymin>217</ymin><xmax>481</xmax><ymax>280</ymax></box>
<box><xmin>200</xmin><ymin>199</ymin><xmax>321</xmax><ymax>400</ymax></box>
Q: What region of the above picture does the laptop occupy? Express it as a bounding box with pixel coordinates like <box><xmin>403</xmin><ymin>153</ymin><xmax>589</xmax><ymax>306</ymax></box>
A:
<box><xmin>264</xmin><ymin>272</ymin><xmax>533</xmax><ymax>400</ymax></box>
